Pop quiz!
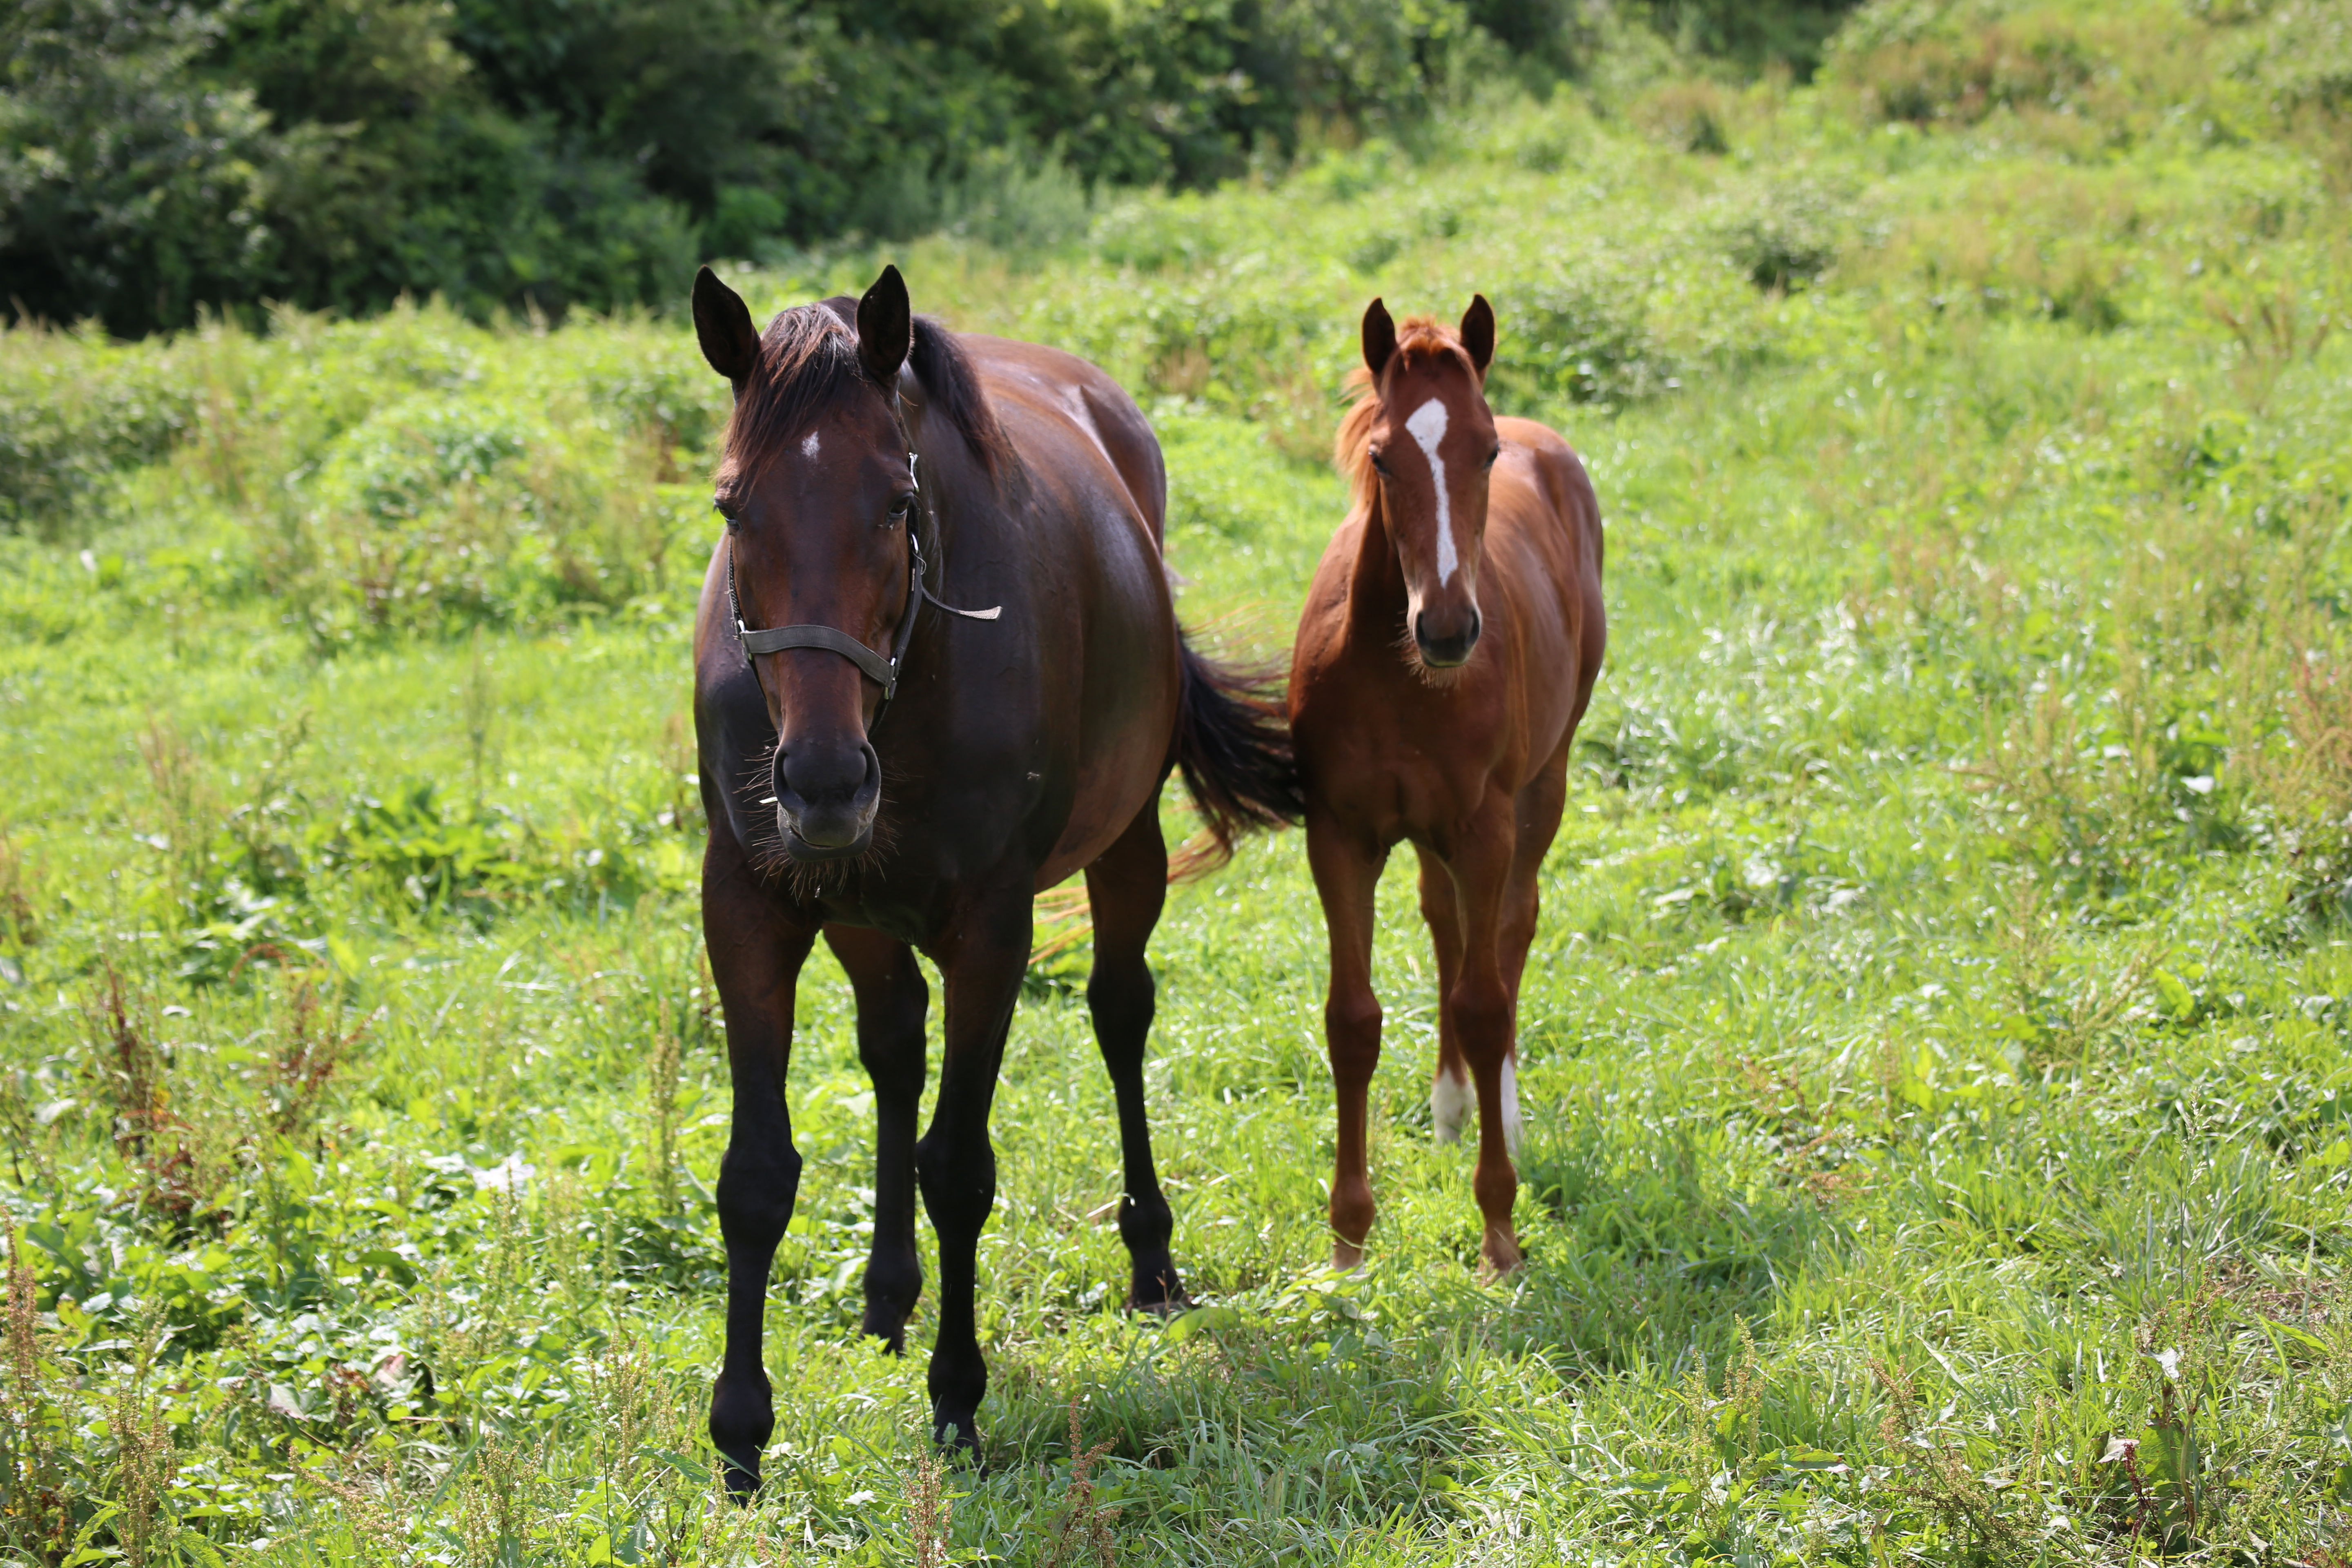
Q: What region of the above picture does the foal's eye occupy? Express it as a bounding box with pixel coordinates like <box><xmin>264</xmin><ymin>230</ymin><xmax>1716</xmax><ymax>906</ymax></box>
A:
<box><xmin>1368</xmin><ymin>449</ymin><xmax>1390</xmax><ymax>477</ymax></box>
<box><xmin>1484</xmin><ymin>447</ymin><xmax>1501</xmax><ymax>470</ymax></box>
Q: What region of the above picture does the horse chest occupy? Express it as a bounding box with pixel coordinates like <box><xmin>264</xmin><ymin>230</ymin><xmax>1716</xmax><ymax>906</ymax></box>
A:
<box><xmin>1304</xmin><ymin>693</ymin><xmax>1505</xmax><ymax>838</ymax></box>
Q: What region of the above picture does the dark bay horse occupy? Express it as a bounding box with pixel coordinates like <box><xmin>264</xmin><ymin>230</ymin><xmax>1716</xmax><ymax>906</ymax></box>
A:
<box><xmin>1288</xmin><ymin>297</ymin><xmax>1605</xmax><ymax>1277</ymax></box>
<box><xmin>688</xmin><ymin>265</ymin><xmax>1297</xmax><ymax>1485</ymax></box>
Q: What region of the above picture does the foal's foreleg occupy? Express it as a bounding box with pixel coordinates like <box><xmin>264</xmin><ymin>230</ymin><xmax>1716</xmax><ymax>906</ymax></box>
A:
<box><xmin>704</xmin><ymin>848</ymin><xmax>818</xmax><ymax>1494</ymax></box>
<box><xmin>1438</xmin><ymin>811</ymin><xmax>1524</xmax><ymax>1276</ymax></box>
<box><xmin>1084</xmin><ymin>807</ymin><xmax>1187</xmax><ymax>1310</ymax></box>
<box><xmin>1308</xmin><ymin>821</ymin><xmax>1388</xmax><ymax>1270</ymax></box>
<box><xmin>915</xmin><ymin>877</ymin><xmax>1031</xmax><ymax>1454</ymax></box>
<box><xmin>826</xmin><ymin>924</ymin><xmax>929</xmax><ymax>1353</ymax></box>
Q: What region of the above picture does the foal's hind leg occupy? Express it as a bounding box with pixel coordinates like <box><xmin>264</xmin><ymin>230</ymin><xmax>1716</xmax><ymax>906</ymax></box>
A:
<box><xmin>1492</xmin><ymin>744</ymin><xmax>1572</xmax><ymax>1162</ymax></box>
<box><xmin>825</xmin><ymin>924</ymin><xmax>930</xmax><ymax>1353</ymax></box>
<box><xmin>1083</xmin><ymin>805</ymin><xmax>1187</xmax><ymax>1310</ymax></box>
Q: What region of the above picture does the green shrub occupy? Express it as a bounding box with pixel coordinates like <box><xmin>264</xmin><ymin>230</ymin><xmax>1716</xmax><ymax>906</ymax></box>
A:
<box><xmin>0</xmin><ymin>4</ymin><xmax>286</xmax><ymax>337</ymax></box>
<box><xmin>0</xmin><ymin>333</ymin><xmax>196</xmax><ymax>536</ymax></box>
<box><xmin>1638</xmin><ymin>0</ymin><xmax>1862</xmax><ymax>77</ymax></box>
<box><xmin>280</xmin><ymin>392</ymin><xmax>693</xmax><ymax>641</ymax></box>
<box><xmin>1718</xmin><ymin>177</ymin><xmax>1852</xmax><ymax>292</ymax></box>
<box><xmin>1486</xmin><ymin>267</ymin><xmax>1676</xmax><ymax>408</ymax></box>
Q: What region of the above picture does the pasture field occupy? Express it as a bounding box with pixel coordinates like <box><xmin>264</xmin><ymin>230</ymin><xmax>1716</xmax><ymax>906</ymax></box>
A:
<box><xmin>10</xmin><ymin>2</ymin><xmax>2352</xmax><ymax>1561</ymax></box>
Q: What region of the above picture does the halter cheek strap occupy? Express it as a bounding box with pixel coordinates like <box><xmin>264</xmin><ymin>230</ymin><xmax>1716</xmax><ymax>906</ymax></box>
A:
<box><xmin>727</xmin><ymin>450</ymin><xmax>1000</xmax><ymax>716</ymax></box>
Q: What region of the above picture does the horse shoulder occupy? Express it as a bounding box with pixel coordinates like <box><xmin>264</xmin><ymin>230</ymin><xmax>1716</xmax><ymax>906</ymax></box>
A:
<box><xmin>1289</xmin><ymin>513</ymin><xmax>1378</xmax><ymax>693</ymax></box>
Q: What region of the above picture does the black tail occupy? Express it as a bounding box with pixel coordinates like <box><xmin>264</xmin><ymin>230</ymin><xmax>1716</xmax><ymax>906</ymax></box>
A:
<box><xmin>1172</xmin><ymin>632</ymin><xmax>1303</xmax><ymax>875</ymax></box>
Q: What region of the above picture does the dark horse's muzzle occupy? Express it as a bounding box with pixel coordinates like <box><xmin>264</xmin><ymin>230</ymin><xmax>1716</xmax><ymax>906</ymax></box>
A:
<box><xmin>773</xmin><ymin>739</ymin><xmax>881</xmax><ymax>858</ymax></box>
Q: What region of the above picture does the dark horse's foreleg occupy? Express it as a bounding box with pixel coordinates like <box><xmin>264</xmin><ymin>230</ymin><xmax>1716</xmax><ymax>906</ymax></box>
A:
<box><xmin>915</xmin><ymin>875</ymin><xmax>1031</xmax><ymax>1453</ymax></box>
<box><xmin>825</xmin><ymin>924</ymin><xmax>930</xmax><ymax>1352</ymax></box>
<box><xmin>704</xmin><ymin>840</ymin><xmax>819</xmax><ymax>1494</ymax></box>
<box><xmin>1084</xmin><ymin>806</ymin><xmax>1187</xmax><ymax>1311</ymax></box>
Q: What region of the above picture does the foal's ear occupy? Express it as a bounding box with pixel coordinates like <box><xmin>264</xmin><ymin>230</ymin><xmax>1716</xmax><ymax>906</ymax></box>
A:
<box><xmin>1361</xmin><ymin>297</ymin><xmax>1398</xmax><ymax>380</ymax></box>
<box><xmin>693</xmin><ymin>266</ymin><xmax>761</xmax><ymax>394</ymax></box>
<box><xmin>856</xmin><ymin>264</ymin><xmax>913</xmax><ymax>386</ymax></box>
<box><xmin>1459</xmin><ymin>294</ymin><xmax>1495</xmax><ymax>379</ymax></box>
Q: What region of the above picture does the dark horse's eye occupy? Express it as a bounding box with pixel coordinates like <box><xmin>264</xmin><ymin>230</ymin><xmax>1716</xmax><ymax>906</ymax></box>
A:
<box><xmin>714</xmin><ymin>497</ymin><xmax>739</xmax><ymax>530</ymax></box>
<box><xmin>1484</xmin><ymin>447</ymin><xmax>1501</xmax><ymax>469</ymax></box>
<box><xmin>887</xmin><ymin>492</ymin><xmax>917</xmax><ymax>525</ymax></box>
<box><xmin>1368</xmin><ymin>449</ymin><xmax>1390</xmax><ymax>477</ymax></box>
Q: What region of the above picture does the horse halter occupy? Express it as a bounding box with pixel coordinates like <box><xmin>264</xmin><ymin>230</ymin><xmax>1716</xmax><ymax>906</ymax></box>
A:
<box><xmin>725</xmin><ymin>450</ymin><xmax>1000</xmax><ymax>721</ymax></box>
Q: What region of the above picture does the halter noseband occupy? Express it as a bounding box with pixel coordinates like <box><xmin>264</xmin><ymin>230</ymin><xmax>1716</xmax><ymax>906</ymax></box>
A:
<box><xmin>726</xmin><ymin>450</ymin><xmax>1000</xmax><ymax>720</ymax></box>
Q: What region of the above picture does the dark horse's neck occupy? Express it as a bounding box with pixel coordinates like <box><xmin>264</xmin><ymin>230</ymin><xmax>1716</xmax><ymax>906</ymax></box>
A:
<box><xmin>1345</xmin><ymin>493</ymin><xmax>1410</xmax><ymax>648</ymax></box>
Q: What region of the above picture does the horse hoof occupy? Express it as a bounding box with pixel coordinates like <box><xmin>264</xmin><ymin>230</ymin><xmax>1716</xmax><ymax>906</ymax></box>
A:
<box><xmin>1331</xmin><ymin>1241</ymin><xmax>1365</xmax><ymax>1272</ymax></box>
<box><xmin>932</xmin><ymin>1416</ymin><xmax>986</xmax><ymax>1468</ymax></box>
<box><xmin>716</xmin><ymin>1450</ymin><xmax>763</xmax><ymax>1500</ymax></box>
<box><xmin>860</xmin><ymin>1312</ymin><xmax>911</xmax><ymax>1356</ymax></box>
<box><xmin>1127</xmin><ymin>1266</ymin><xmax>1190</xmax><ymax>1316</ymax></box>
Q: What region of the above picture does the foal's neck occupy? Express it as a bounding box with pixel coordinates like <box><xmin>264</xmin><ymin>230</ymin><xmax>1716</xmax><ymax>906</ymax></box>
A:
<box><xmin>1345</xmin><ymin>493</ymin><xmax>1410</xmax><ymax>644</ymax></box>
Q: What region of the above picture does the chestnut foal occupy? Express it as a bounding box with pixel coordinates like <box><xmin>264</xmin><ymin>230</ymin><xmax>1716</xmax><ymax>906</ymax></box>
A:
<box><xmin>1288</xmin><ymin>297</ymin><xmax>1606</xmax><ymax>1275</ymax></box>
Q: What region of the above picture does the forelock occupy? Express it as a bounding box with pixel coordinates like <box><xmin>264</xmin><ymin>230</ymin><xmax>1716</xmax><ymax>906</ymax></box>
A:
<box><xmin>1335</xmin><ymin>315</ymin><xmax>1479</xmax><ymax>506</ymax></box>
<box><xmin>720</xmin><ymin>304</ymin><xmax>881</xmax><ymax>483</ymax></box>
<box><xmin>1394</xmin><ymin>315</ymin><xmax>1476</xmax><ymax>378</ymax></box>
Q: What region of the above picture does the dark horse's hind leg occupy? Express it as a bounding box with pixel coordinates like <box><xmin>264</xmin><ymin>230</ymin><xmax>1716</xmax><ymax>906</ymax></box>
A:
<box><xmin>1084</xmin><ymin>806</ymin><xmax>1188</xmax><ymax>1311</ymax></box>
<box><xmin>915</xmin><ymin>874</ymin><xmax>1032</xmax><ymax>1454</ymax></box>
<box><xmin>825</xmin><ymin>924</ymin><xmax>930</xmax><ymax>1352</ymax></box>
<box><xmin>704</xmin><ymin>837</ymin><xmax>819</xmax><ymax>1495</ymax></box>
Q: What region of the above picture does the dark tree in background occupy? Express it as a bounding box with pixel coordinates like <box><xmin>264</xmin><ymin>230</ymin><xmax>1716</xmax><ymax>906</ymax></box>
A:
<box><xmin>0</xmin><ymin>0</ymin><xmax>1857</xmax><ymax>336</ymax></box>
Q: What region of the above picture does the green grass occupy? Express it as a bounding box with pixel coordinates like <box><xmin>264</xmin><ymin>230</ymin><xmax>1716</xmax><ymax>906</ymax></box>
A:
<box><xmin>10</xmin><ymin>2</ymin><xmax>2352</xmax><ymax>1561</ymax></box>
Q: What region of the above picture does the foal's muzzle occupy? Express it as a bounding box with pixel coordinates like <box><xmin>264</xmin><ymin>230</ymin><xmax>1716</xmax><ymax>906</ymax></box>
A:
<box><xmin>773</xmin><ymin>740</ymin><xmax>880</xmax><ymax>858</ymax></box>
<box><xmin>1414</xmin><ymin>605</ymin><xmax>1482</xmax><ymax>668</ymax></box>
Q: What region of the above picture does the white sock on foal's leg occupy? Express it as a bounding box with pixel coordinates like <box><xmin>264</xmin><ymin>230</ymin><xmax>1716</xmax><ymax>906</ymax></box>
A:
<box><xmin>1431</xmin><ymin>1065</ymin><xmax>1471</xmax><ymax>1144</ymax></box>
<box><xmin>1500</xmin><ymin>1051</ymin><xmax>1522</xmax><ymax>1161</ymax></box>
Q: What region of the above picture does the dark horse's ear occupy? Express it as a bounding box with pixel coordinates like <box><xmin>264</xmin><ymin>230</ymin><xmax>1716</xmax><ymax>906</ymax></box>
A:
<box><xmin>693</xmin><ymin>266</ymin><xmax>761</xmax><ymax>394</ymax></box>
<box><xmin>1459</xmin><ymin>294</ymin><xmax>1495</xmax><ymax>379</ymax></box>
<box><xmin>856</xmin><ymin>264</ymin><xmax>913</xmax><ymax>387</ymax></box>
<box><xmin>1361</xmin><ymin>297</ymin><xmax>1398</xmax><ymax>381</ymax></box>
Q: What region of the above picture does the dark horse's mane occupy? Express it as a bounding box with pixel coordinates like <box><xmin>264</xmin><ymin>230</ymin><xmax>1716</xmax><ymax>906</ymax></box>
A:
<box><xmin>720</xmin><ymin>300</ymin><xmax>1013</xmax><ymax>486</ymax></box>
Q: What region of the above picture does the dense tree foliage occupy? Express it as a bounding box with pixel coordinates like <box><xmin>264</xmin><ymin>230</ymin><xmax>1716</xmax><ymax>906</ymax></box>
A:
<box><xmin>0</xmin><ymin>0</ymin><xmax>1853</xmax><ymax>334</ymax></box>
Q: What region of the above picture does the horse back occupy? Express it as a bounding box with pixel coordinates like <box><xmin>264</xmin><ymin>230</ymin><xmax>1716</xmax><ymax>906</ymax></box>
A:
<box><xmin>962</xmin><ymin>336</ymin><xmax>1168</xmax><ymax>546</ymax></box>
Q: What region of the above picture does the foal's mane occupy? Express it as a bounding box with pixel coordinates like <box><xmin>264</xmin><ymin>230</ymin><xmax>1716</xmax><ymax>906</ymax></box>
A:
<box><xmin>1333</xmin><ymin>314</ymin><xmax>1482</xmax><ymax>512</ymax></box>
<box><xmin>721</xmin><ymin>301</ymin><xmax>1011</xmax><ymax>486</ymax></box>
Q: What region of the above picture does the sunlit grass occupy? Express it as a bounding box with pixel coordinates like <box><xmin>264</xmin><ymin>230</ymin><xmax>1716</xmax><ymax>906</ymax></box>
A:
<box><xmin>10</xmin><ymin>5</ymin><xmax>2352</xmax><ymax>1561</ymax></box>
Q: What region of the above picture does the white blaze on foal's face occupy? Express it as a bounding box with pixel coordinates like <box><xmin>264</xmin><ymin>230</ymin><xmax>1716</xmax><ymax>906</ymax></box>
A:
<box><xmin>800</xmin><ymin>430</ymin><xmax>821</xmax><ymax>460</ymax></box>
<box><xmin>1403</xmin><ymin>397</ymin><xmax>1457</xmax><ymax>586</ymax></box>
